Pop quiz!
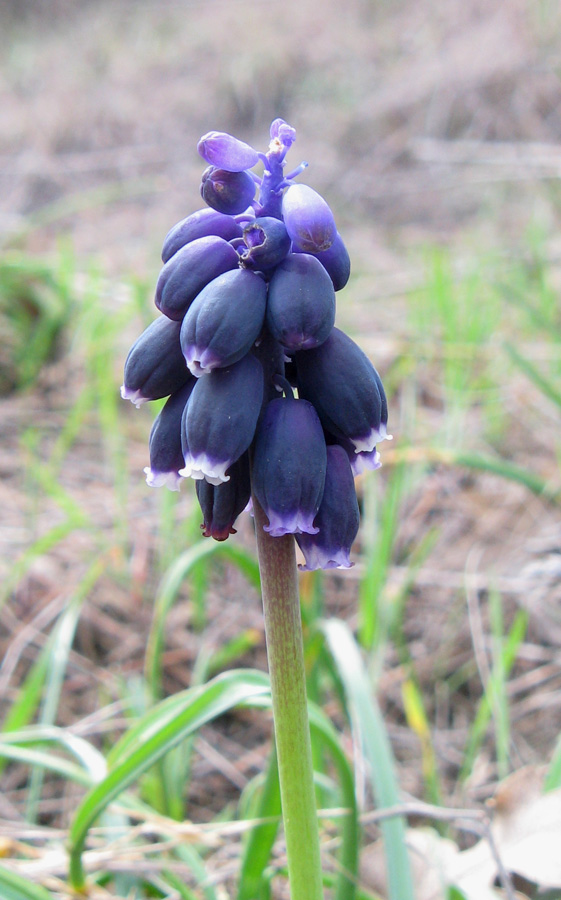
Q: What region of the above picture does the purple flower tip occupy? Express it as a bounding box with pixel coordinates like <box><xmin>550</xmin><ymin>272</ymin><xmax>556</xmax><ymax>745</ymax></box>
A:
<box><xmin>120</xmin><ymin>384</ymin><xmax>147</xmax><ymax>408</ymax></box>
<box><xmin>144</xmin><ymin>467</ymin><xmax>182</xmax><ymax>491</ymax></box>
<box><xmin>264</xmin><ymin>511</ymin><xmax>320</xmax><ymax>538</ymax></box>
<box><xmin>179</xmin><ymin>453</ymin><xmax>231</xmax><ymax>486</ymax></box>
<box><xmin>269</xmin><ymin>118</ymin><xmax>296</xmax><ymax>151</ymax></box>
<box><xmin>295</xmin><ymin>445</ymin><xmax>359</xmax><ymax>571</ymax></box>
<box><xmin>197</xmin><ymin>131</ymin><xmax>259</xmax><ymax>172</ymax></box>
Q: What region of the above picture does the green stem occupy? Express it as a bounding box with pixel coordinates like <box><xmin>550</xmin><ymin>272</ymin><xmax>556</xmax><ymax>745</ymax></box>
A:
<box><xmin>252</xmin><ymin>494</ymin><xmax>324</xmax><ymax>900</ymax></box>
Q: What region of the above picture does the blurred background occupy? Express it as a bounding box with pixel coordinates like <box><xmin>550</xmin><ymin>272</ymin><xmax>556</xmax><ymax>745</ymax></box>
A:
<box><xmin>1</xmin><ymin>1</ymin><xmax>561</xmax><ymax>897</ymax></box>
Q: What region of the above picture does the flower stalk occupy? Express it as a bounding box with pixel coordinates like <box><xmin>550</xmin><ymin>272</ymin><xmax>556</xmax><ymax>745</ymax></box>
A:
<box><xmin>122</xmin><ymin>118</ymin><xmax>394</xmax><ymax>898</ymax></box>
<box><xmin>252</xmin><ymin>492</ymin><xmax>324</xmax><ymax>900</ymax></box>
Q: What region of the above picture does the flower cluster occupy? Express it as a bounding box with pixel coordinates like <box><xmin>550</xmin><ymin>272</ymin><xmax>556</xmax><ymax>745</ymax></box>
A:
<box><xmin>122</xmin><ymin>119</ymin><xmax>391</xmax><ymax>569</ymax></box>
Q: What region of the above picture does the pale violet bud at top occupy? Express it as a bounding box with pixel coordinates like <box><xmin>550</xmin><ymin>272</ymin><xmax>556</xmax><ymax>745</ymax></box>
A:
<box><xmin>198</xmin><ymin>131</ymin><xmax>260</xmax><ymax>172</ymax></box>
<box><xmin>281</xmin><ymin>184</ymin><xmax>337</xmax><ymax>253</ymax></box>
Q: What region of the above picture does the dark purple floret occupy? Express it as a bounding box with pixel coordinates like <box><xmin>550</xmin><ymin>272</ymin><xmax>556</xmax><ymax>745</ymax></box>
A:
<box><xmin>296</xmin><ymin>445</ymin><xmax>360</xmax><ymax>570</ymax></box>
<box><xmin>155</xmin><ymin>235</ymin><xmax>239</xmax><ymax>321</ymax></box>
<box><xmin>266</xmin><ymin>253</ymin><xmax>335</xmax><ymax>351</ymax></box>
<box><xmin>329</xmin><ymin>433</ymin><xmax>382</xmax><ymax>476</ymax></box>
<box><xmin>295</xmin><ymin>327</ymin><xmax>391</xmax><ymax>453</ymax></box>
<box><xmin>201</xmin><ymin>166</ymin><xmax>256</xmax><ymax>216</ymax></box>
<box><xmin>180</xmin><ymin>353</ymin><xmax>264</xmax><ymax>485</ymax></box>
<box><xmin>121</xmin><ymin>315</ymin><xmax>193</xmax><ymax>407</ymax></box>
<box><xmin>252</xmin><ymin>395</ymin><xmax>327</xmax><ymax>537</ymax></box>
<box><xmin>281</xmin><ymin>184</ymin><xmax>336</xmax><ymax>252</ymax></box>
<box><xmin>196</xmin><ymin>452</ymin><xmax>251</xmax><ymax>541</ymax></box>
<box><xmin>198</xmin><ymin>131</ymin><xmax>259</xmax><ymax>172</ymax></box>
<box><xmin>181</xmin><ymin>268</ymin><xmax>267</xmax><ymax>376</ymax></box>
<box><xmin>144</xmin><ymin>381</ymin><xmax>196</xmax><ymax>490</ymax></box>
<box><xmin>293</xmin><ymin>232</ymin><xmax>351</xmax><ymax>292</ymax></box>
<box><xmin>240</xmin><ymin>217</ymin><xmax>291</xmax><ymax>270</ymax></box>
<box><xmin>251</xmin><ymin>328</ymin><xmax>286</xmax><ymax>405</ymax></box>
<box><xmin>161</xmin><ymin>208</ymin><xmax>243</xmax><ymax>263</ymax></box>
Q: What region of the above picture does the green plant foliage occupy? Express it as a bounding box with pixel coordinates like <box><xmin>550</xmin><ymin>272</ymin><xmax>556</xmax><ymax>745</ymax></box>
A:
<box><xmin>0</xmin><ymin>866</ymin><xmax>55</xmax><ymax>900</ymax></box>
<box><xmin>0</xmin><ymin>253</ymin><xmax>74</xmax><ymax>394</ymax></box>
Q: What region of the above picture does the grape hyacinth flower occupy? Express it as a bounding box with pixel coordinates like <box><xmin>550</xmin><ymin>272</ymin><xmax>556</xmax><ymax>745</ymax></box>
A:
<box><xmin>121</xmin><ymin>118</ymin><xmax>393</xmax><ymax>900</ymax></box>
<box><xmin>122</xmin><ymin>118</ymin><xmax>391</xmax><ymax>557</ymax></box>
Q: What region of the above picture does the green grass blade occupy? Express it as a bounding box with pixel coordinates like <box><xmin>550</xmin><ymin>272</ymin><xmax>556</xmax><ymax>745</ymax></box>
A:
<box><xmin>242</xmin><ymin>694</ymin><xmax>360</xmax><ymax>900</ymax></box>
<box><xmin>358</xmin><ymin>465</ymin><xmax>405</xmax><ymax>650</ymax></box>
<box><xmin>162</xmin><ymin>868</ymin><xmax>201</xmax><ymax>900</ymax></box>
<box><xmin>385</xmin><ymin>446</ymin><xmax>560</xmax><ymax>503</ymax></box>
<box><xmin>450</xmin><ymin>450</ymin><xmax>560</xmax><ymax>502</ymax></box>
<box><xmin>1</xmin><ymin>521</ymin><xmax>87</xmax><ymax>611</ymax></box>
<box><xmin>0</xmin><ymin>725</ymin><xmax>106</xmax><ymax>785</ymax></box>
<box><xmin>237</xmin><ymin>748</ymin><xmax>282</xmax><ymax>900</ymax></box>
<box><xmin>145</xmin><ymin>542</ymin><xmax>260</xmax><ymax>696</ymax></box>
<box><xmin>504</xmin><ymin>340</ymin><xmax>561</xmax><ymax>409</ymax></box>
<box><xmin>306</xmin><ymin>703</ymin><xmax>360</xmax><ymax>900</ymax></box>
<box><xmin>459</xmin><ymin>608</ymin><xmax>527</xmax><ymax>782</ymax></box>
<box><xmin>25</xmin><ymin>560</ymin><xmax>104</xmax><ymax>821</ymax></box>
<box><xmin>0</xmin><ymin>652</ymin><xmax>49</xmax><ymax>736</ymax></box>
<box><xmin>69</xmin><ymin>669</ymin><xmax>270</xmax><ymax>890</ymax></box>
<box><xmin>0</xmin><ymin>866</ymin><xmax>55</xmax><ymax>900</ymax></box>
<box><xmin>0</xmin><ymin>741</ymin><xmax>94</xmax><ymax>787</ymax></box>
<box><xmin>488</xmin><ymin>588</ymin><xmax>510</xmax><ymax>780</ymax></box>
<box><xmin>323</xmin><ymin>619</ymin><xmax>414</xmax><ymax>900</ymax></box>
<box><xmin>544</xmin><ymin>732</ymin><xmax>561</xmax><ymax>791</ymax></box>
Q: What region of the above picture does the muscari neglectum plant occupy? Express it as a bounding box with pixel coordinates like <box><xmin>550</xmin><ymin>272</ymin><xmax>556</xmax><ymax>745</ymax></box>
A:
<box><xmin>122</xmin><ymin>119</ymin><xmax>391</xmax><ymax>900</ymax></box>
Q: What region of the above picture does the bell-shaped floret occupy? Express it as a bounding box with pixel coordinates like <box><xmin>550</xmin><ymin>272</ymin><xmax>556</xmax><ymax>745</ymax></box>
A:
<box><xmin>296</xmin><ymin>445</ymin><xmax>360</xmax><ymax>570</ymax></box>
<box><xmin>144</xmin><ymin>381</ymin><xmax>196</xmax><ymax>490</ymax></box>
<box><xmin>252</xmin><ymin>396</ymin><xmax>327</xmax><ymax>537</ymax></box>
<box><xmin>240</xmin><ymin>217</ymin><xmax>291</xmax><ymax>270</ymax></box>
<box><xmin>196</xmin><ymin>452</ymin><xmax>251</xmax><ymax>541</ymax></box>
<box><xmin>293</xmin><ymin>232</ymin><xmax>350</xmax><ymax>291</ymax></box>
<box><xmin>162</xmin><ymin>208</ymin><xmax>243</xmax><ymax>263</ymax></box>
<box><xmin>295</xmin><ymin>327</ymin><xmax>391</xmax><ymax>453</ymax></box>
<box><xmin>180</xmin><ymin>353</ymin><xmax>263</xmax><ymax>485</ymax></box>
<box><xmin>281</xmin><ymin>184</ymin><xmax>336</xmax><ymax>252</ymax></box>
<box><xmin>121</xmin><ymin>316</ymin><xmax>193</xmax><ymax>407</ymax></box>
<box><xmin>180</xmin><ymin>269</ymin><xmax>267</xmax><ymax>376</ymax></box>
<box><xmin>266</xmin><ymin>253</ymin><xmax>335</xmax><ymax>352</ymax></box>
<box><xmin>155</xmin><ymin>235</ymin><xmax>239</xmax><ymax>322</ymax></box>
<box><xmin>201</xmin><ymin>166</ymin><xmax>256</xmax><ymax>215</ymax></box>
<box><xmin>198</xmin><ymin>131</ymin><xmax>259</xmax><ymax>172</ymax></box>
